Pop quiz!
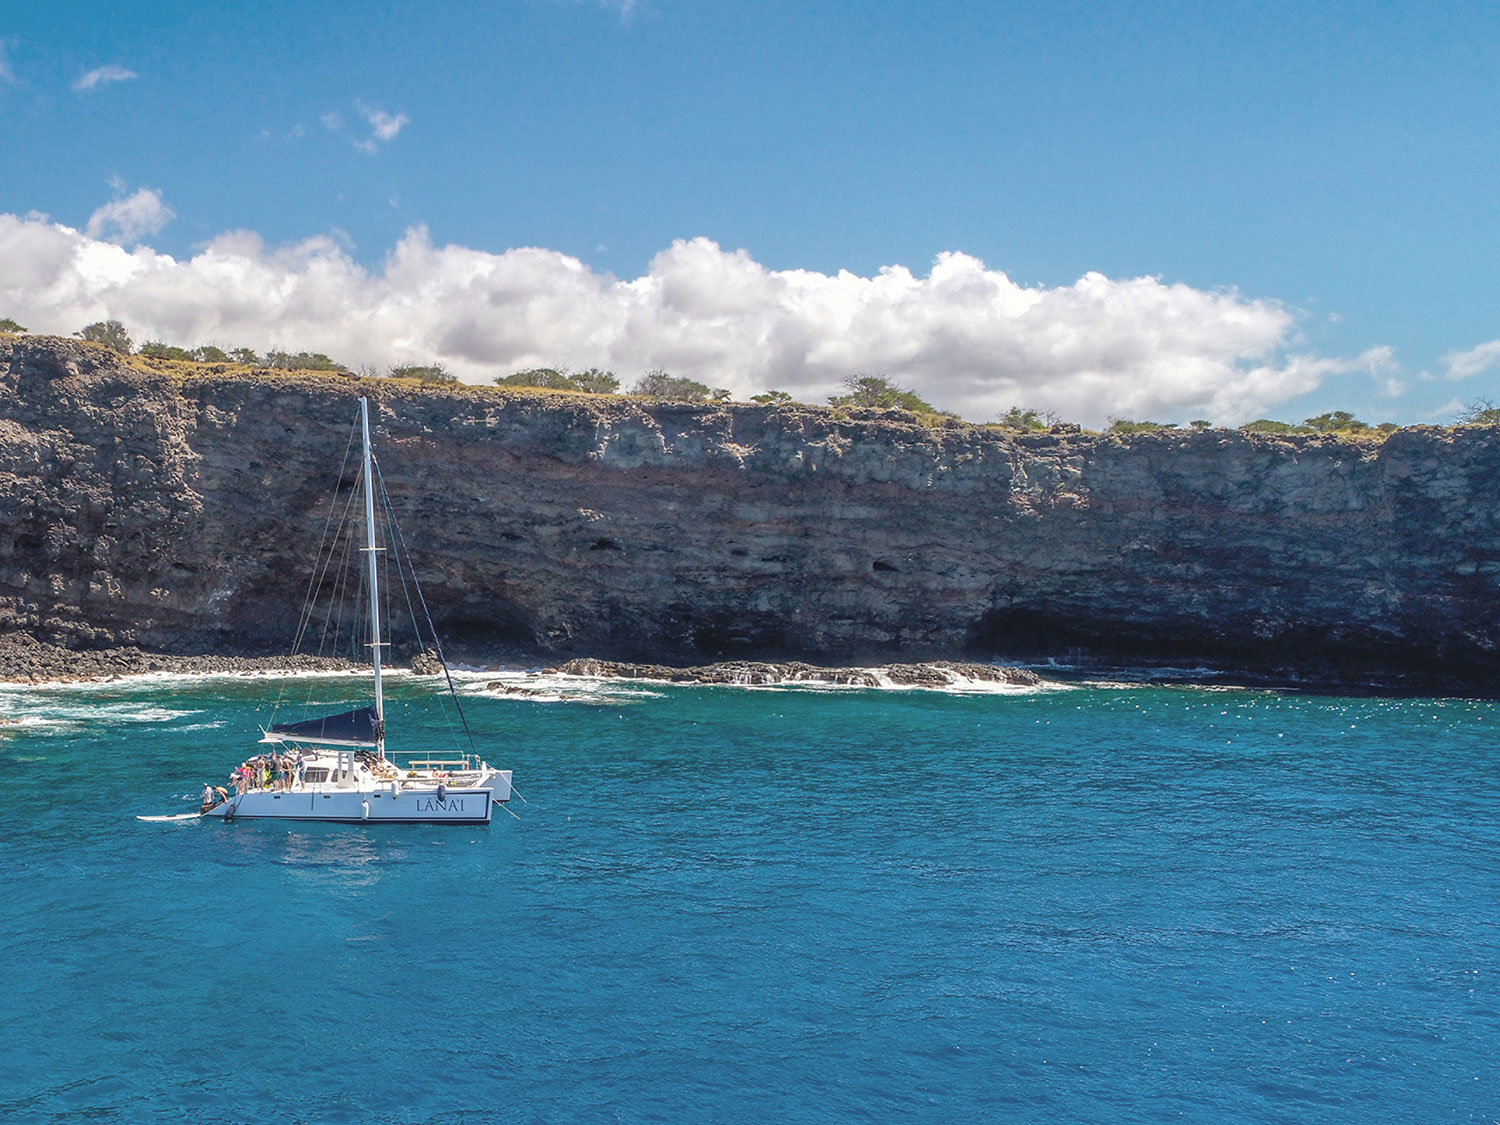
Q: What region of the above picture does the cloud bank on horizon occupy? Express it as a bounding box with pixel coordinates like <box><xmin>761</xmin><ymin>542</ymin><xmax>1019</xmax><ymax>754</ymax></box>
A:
<box><xmin>0</xmin><ymin>207</ymin><xmax>1411</xmax><ymax>425</ymax></box>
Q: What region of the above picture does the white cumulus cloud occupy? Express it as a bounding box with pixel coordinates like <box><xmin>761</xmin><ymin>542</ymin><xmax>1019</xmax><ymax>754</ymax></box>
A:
<box><xmin>355</xmin><ymin>104</ymin><xmax>408</xmax><ymax>152</ymax></box>
<box><xmin>73</xmin><ymin>64</ymin><xmax>138</xmax><ymax>92</ymax></box>
<box><xmin>0</xmin><ymin>214</ymin><xmax>1386</xmax><ymax>425</ymax></box>
<box><xmin>1443</xmin><ymin>339</ymin><xmax>1500</xmax><ymax>381</ymax></box>
<box><xmin>84</xmin><ymin>188</ymin><xmax>175</xmax><ymax>245</ymax></box>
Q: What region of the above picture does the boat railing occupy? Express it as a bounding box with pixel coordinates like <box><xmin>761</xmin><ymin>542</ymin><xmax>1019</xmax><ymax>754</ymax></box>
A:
<box><xmin>402</xmin><ymin>757</ymin><xmax>476</xmax><ymax>771</ymax></box>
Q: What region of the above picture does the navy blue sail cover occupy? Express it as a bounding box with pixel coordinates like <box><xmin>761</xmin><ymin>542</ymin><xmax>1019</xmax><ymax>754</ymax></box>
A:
<box><xmin>268</xmin><ymin>705</ymin><xmax>381</xmax><ymax>744</ymax></box>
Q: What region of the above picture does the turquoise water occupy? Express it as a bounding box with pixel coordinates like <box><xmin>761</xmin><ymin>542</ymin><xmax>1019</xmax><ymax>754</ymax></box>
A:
<box><xmin>1</xmin><ymin>673</ymin><xmax>1498</xmax><ymax>1122</ymax></box>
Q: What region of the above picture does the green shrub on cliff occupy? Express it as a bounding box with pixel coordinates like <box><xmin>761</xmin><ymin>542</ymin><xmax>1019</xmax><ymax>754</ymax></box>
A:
<box><xmin>390</xmin><ymin>363</ymin><xmax>456</xmax><ymax>383</ymax></box>
<box><xmin>0</xmin><ymin>318</ymin><xmax>26</xmax><ymax>333</ymax></box>
<box><xmin>828</xmin><ymin>374</ymin><xmax>941</xmax><ymax>414</ymax></box>
<box><xmin>1107</xmin><ymin>418</ymin><xmax>1176</xmax><ymax>434</ymax></box>
<box><xmin>497</xmin><ymin>366</ymin><xmax>621</xmax><ymax>394</ymax></box>
<box><xmin>1457</xmin><ymin>399</ymin><xmax>1500</xmax><ymax>425</ymax></box>
<box><xmin>570</xmin><ymin>368</ymin><xmax>621</xmax><ymax>394</ymax></box>
<box><xmin>752</xmin><ymin>390</ymin><xmax>797</xmax><ymax>405</ymax></box>
<box><xmin>497</xmin><ymin>367</ymin><xmax>573</xmax><ymax>389</ymax></box>
<box><xmin>632</xmin><ymin>369</ymin><xmax>728</xmax><ymax>403</ymax></box>
<box><xmin>1240</xmin><ymin>419</ymin><xmax>1310</xmax><ymax>434</ymax></box>
<box><xmin>266</xmin><ymin>350</ymin><xmax>348</xmax><ymax>372</ymax></box>
<box><xmin>139</xmin><ymin>341</ymin><xmax>195</xmax><ymax>361</ymax></box>
<box><xmin>1304</xmin><ymin>410</ymin><xmax>1369</xmax><ymax>433</ymax></box>
<box><xmin>996</xmin><ymin>407</ymin><xmax>1051</xmax><ymax>432</ymax></box>
<box><xmin>1239</xmin><ymin>415</ymin><xmax>1398</xmax><ymax>438</ymax></box>
<box><xmin>139</xmin><ymin>340</ymin><xmax>251</xmax><ymax>365</ymax></box>
<box><xmin>76</xmin><ymin>320</ymin><xmax>133</xmax><ymax>354</ymax></box>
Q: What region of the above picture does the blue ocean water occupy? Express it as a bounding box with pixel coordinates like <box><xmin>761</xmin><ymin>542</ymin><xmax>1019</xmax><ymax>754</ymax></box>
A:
<box><xmin>1</xmin><ymin>672</ymin><xmax>1498</xmax><ymax>1123</ymax></box>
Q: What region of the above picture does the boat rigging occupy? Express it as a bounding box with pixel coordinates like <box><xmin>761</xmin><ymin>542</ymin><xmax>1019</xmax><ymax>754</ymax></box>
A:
<box><xmin>144</xmin><ymin>395</ymin><xmax>512</xmax><ymax>825</ymax></box>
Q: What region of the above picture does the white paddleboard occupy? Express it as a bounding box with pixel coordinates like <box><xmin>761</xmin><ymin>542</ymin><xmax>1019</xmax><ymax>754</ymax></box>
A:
<box><xmin>137</xmin><ymin>813</ymin><xmax>203</xmax><ymax>822</ymax></box>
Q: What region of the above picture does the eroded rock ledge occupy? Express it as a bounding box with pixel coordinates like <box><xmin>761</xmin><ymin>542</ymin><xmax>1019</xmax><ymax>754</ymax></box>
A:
<box><xmin>0</xmin><ymin>632</ymin><xmax>353</xmax><ymax>684</ymax></box>
<box><xmin>549</xmin><ymin>657</ymin><xmax>1043</xmax><ymax>688</ymax></box>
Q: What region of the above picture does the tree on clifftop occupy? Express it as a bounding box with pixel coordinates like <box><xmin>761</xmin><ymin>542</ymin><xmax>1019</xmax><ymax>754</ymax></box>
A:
<box><xmin>570</xmin><ymin>368</ymin><xmax>621</xmax><ymax>394</ymax></box>
<box><xmin>497</xmin><ymin>366</ymin><xmax>574</xmax><ymax>389</ymax></box>
<box><xmin>391</xmin><ymin>363</ymin><xmax>456</xmax><ymax>383</ymax></box>
<box><xmin>494</xmin><ymin>366</ymin><xmax>620</xmax><ymax>393</ymax></box>
<box><xmin>1240</xmin><ymin>419</ymin><xmax>1311</xmax><ymax>434</ymax></box>
<box><xmin>1107</xmin><ymin>418</ymin><xmax>1176</xmax><ymax>433</ymax></box>
<box><xmin>138</xmin><ymin>341</ymin><xmax>194</xmax><ymax>361</ymax></box>
<box><xmin>828</xmin><ymin>374</ymin><xmax>939</xmax><ymax>414</ymax></box>
<box><xmin>267</xmin><ymin>350</ymin><xmax>348</xmax><ymax>372</ymax></box>
<box><xmin>0</xmin><ymin>318</ymin><xmax>26</xmax><ymax>333</ymax></box>
<box><xmin>995</xmin><ymin>406</ymin><xmax>1056</xmax><ymax>432</ymax></box>
<box><xmin>1457</xmin><ymin>398</ymin><xmax>1500</xmax><ymax>425</ymax></box>
<box><xmin>631</xmin><ymin>369</ymin><xmax>727</xmax><ymax>403</ymax></box>
<box><xmin>76</xmin><ymin>320</ymin><xmax>133</xmax><ymax>354</ymax></box>
<box><xmin>1304</xmin><ymin>410</ymin><xmax>1368</xmax><ymax>433</ymax></box>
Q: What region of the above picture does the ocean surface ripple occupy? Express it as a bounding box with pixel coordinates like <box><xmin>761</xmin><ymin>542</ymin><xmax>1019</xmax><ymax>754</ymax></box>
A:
<box><xmin>1</xmin><ymin>677</ymin><xmax>1497</xmax><ymax>1122</ymax></box>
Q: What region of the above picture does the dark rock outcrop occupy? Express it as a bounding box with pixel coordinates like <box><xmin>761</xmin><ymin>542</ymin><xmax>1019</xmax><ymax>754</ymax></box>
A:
<box><xmin>3</xmin><ymin>335</ymin><xmax>1499</xmax><ymax>691</ymax></box>
<box><xmin>0</xmin><ymin>631</ymin><xmax>353</xmax><ymax>683</ymax></box>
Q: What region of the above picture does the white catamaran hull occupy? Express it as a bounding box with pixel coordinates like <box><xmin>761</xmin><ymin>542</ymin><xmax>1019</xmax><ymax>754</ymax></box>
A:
<box><xmin>202</xmin><ymin>786</ymin><xmax>498</xmax><ymax>822</ymax></box>
<box><xmin>205</xmin><ymin>783</ymin><xmax>502</xmax><ymax>824</ymax></box>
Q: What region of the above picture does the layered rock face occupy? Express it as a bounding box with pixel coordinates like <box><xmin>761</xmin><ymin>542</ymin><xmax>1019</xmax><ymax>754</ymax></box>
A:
<box><xmin>3</xmin><ymin>336</ymin><xmax>1499</xmax><ymax>689</ymax></box>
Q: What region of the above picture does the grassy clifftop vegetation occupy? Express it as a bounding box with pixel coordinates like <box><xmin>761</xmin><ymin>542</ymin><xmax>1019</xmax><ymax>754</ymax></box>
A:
<box><xmin>4</xmin><ymin>319</ymin><xmax>1491</xmax><ymax>439</ymax></box>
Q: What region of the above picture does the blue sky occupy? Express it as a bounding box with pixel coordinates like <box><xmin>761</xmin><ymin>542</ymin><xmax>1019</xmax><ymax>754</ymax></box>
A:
<box><xmin>1</xmin><ymin>0</ymin><xmax>1497</xmax><ymax>425</ymax></box>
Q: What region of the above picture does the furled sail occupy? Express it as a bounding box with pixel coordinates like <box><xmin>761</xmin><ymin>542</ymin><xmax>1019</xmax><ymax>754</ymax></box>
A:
<box><xmin>264</xmin><ymin>705</ymin><xmax>382</xmax><ymax>746</ymax></box>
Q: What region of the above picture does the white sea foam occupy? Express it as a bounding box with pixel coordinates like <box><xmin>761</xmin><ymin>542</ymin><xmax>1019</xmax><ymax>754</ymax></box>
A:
<box><xmin>0</xmin><ymin>666</ymin><xmax>368</xmax><ymax>690</ymax></box>
<box><xmin>459</xmin><ymin>666</ymin><xmax>1065</xmax><ymax>698</ymax></box>
<box><xmin>0</xmin><ymin>715</ymin><xmax>62</xmax><ymax>730</ymax></box>
<box><xmin>0</xmin><ymin>691</ymin><xmax>208</xmax><ymax>729</ymax></box>
<box><xmin>461</xmin><ymin>670</ymin><xmax>665</xmax><ymax>704</ymax></box>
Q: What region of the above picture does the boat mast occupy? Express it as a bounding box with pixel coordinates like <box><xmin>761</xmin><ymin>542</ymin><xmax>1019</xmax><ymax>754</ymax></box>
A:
<box><xmin>359</xmin><ymin>397</ymin><xmax>385</xmax><ymax>757</ymax></box>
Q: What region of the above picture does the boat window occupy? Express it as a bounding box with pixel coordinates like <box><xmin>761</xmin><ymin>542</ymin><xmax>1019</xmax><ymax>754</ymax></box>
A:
<box><xmin>304</xmin><ymin>768</ymin><xmax>329</xmax><ymax>783</ymax></box>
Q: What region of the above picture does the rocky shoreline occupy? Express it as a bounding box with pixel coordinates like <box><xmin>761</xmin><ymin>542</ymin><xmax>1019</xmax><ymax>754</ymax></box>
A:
<box><xmin>0</xmin><ymin>633</ymin><xmax>356</xmax><ymax>684</ymax></box>
<box><xmin>547</xmin><ymin>657</ymin><xmax>1043</xmax><ymax>688</ymax></box>
<box><xmin>0</xmin><ymin>633</ymin><xmax>1046</xmax><ymax>691</ymax></box>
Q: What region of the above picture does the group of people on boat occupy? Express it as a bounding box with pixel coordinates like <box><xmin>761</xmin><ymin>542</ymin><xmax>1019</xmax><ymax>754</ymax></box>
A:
<box><xmin>229</xmin><ymin>750</ymin><xmax>306</xmax><ymax>795</ymax></box>
<box><xmin>196</xmin><ymin>750</ymin><xmax>310</xmax><ymax>812</ymax></box>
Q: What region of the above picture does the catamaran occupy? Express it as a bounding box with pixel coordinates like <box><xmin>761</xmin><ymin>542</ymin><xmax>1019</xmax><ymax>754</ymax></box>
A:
<box><xmin>146</xmin><ymin>396</ymin><xmax>511</xmax><ymax>825</ymax></box>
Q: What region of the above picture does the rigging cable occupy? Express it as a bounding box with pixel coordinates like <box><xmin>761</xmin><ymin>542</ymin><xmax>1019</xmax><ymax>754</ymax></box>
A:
<box><xmin>372</xmin><ymin>456</ymin><xmax>480</xmax><ymax>756</ymax></box>
<box><xmin>300</xmin><ymin>474</ymin><xmax>363</xmax><ymax>721</ymax></box>
<box><xmin>375</xmin><ymin>469</ymin><xmax>467</xmax><ymax>755</ymax></box>
<box><xmin>269</xmin><ymin>415</ymin><xmax>361</xmax><ymax>726</ymax></box>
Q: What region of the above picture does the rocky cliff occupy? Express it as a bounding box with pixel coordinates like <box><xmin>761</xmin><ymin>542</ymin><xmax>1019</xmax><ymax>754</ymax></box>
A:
<box><xmin>3</xmin><ymin>335</ymin><xmax>1498</xmax><ymax>690</ymax></box>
